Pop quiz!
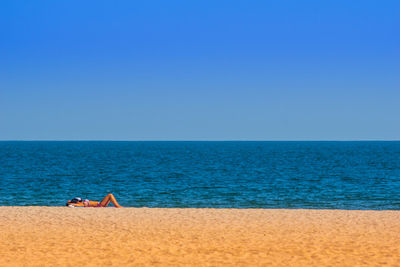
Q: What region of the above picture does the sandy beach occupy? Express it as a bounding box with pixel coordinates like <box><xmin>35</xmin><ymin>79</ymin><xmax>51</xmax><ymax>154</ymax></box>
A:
<box><xmin>1</xmin><ymin>207</ymin><xmax>399</xmax><ymax>266</ymax></box>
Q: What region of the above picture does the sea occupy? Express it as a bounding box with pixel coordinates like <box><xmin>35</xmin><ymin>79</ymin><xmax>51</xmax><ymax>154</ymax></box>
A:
<box><xmin>0</xmin><ymin>141</ymin><xmax>399</xmax><ymax>209</ymax></box>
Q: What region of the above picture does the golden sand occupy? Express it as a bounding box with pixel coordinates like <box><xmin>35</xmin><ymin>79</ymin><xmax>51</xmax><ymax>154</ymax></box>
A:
<box><xmin>1</xmin><ymin>207</ymin><xmax>399</xmax><ymax>266</ymax></box>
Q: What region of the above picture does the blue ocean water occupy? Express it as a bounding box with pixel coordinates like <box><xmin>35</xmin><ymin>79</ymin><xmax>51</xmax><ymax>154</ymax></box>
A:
<box><xmin>0</xmin><ymin>141</ymin><xmax>400</xmax><ymax>209</ymax></box>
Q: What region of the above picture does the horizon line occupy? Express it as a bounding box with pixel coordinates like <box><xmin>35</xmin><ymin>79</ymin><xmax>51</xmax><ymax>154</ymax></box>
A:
<box><xmin>1</xmin><ymin>139</ymin><xmax>399</xmax><ymax>142</ymax></box>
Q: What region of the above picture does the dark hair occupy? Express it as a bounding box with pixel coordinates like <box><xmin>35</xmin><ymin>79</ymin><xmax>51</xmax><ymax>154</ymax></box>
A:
<box><xmin>70</xmin><ymin>197</ymin><xmax>82</xmax><ymax>203</ymax></box>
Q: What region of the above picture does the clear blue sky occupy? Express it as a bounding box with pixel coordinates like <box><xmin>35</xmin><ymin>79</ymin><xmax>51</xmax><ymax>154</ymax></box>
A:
<box><xmin>1</xmin><ymin>0</ymin><xmax>399</xmax><ymax>140</ymax></box>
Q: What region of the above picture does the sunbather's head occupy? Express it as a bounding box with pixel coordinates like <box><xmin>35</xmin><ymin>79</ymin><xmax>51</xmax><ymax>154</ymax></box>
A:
<box><xmin>66</xmin><ymin>197</ymin><xmax>83</xmax><ymax>206</ymax></box>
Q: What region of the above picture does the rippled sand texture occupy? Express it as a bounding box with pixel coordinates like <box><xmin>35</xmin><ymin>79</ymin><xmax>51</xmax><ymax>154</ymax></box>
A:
<box><xmin>1</xmin><ymin>207</ymin><xmax>400</xmax><ymax>266</ymax></box>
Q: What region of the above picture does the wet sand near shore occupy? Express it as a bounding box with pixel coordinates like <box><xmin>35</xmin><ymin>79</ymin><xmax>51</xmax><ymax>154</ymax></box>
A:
<box><xmin>1</xmin><ymin>207</ymin><xmax>399</xmax><ymax>266</ymax></box>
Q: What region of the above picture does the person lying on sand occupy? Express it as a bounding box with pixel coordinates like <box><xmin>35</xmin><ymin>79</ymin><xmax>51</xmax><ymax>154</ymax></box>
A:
<box><xmin>66</xmin><ymin>193</ymin><xmax>123</xmax><ymax>208</ymax></box>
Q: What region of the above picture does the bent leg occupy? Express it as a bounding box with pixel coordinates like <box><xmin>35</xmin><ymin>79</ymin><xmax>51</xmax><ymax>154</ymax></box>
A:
<box><xmin>99</xmin><ymin>193</ymin><xmax>123</xmax><ymax>208</ymax></box>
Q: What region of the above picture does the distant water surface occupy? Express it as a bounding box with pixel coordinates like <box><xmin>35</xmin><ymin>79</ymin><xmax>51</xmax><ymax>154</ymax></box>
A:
<box><xmin>0</xmin><ymin>141</ymin><xmax>399</xmax><ymax>209</ymax></box>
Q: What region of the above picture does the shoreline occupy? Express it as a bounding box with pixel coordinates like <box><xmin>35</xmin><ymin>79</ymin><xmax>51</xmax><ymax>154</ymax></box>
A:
<box><xmin>1</xmin><ymin>206</ymin><xmax>399</xmax><ymax>210</ymax></box>
<box><xmin>1</xmin><ymin>207</ymin><xmax>399</xmax><ymax>266</ymax></box>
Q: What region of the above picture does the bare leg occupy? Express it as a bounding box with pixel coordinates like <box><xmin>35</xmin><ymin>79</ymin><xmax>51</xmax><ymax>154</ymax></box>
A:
<box><xmin>99</xmin><ymin>193</ymin><xmax>123</xmax><ymax>208</ymax></box>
